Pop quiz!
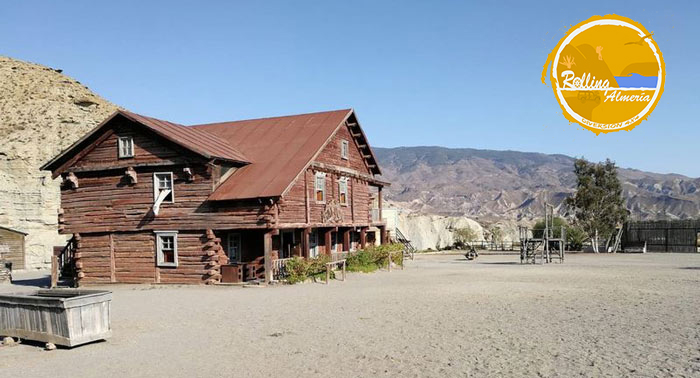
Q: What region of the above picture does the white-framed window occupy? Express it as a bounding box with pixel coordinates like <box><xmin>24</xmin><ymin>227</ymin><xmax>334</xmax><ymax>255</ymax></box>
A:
<box><xmin>155</xmin><ymin>231</ymin><xmax>178</xmax><ymax>267</ymax></box>
<box><xmin>227</xmin><ymin>233</ymin><xmax>241</xmax><ymax>262</ymax></box>
<box><xmin>338</xmin><ymin>177</ymin><xmax>348</xmax><ymax>206</ymax></box>
<box><xmin>340</xmin><ymin>140</ymin><xmax>349</xmax><ymax>160</ymax></box>
<box><xmin>118</xmin><ymin>136</ymin><xmax>134</xmax><ymax>158</ymax></box>
<box><xmin>314</xmin><ymin>172</ymin><xmax>326</xmax><ymax>203</ymax></box>
<box><xmin>153</xmin><ymin>172</ymin><xmax>174</xmax><ymax>203</ymax></box>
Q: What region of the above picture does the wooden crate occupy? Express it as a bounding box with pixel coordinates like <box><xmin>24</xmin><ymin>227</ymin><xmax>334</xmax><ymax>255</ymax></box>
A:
<box><xmin>0</xmin><ymin>289</ymin><xmax>112</xmax><ymax>347</ymax></box>
<box><xmin>220</xmin><ymin>264</ymin><xmax>243</xmax><ymax>283</ymax></box>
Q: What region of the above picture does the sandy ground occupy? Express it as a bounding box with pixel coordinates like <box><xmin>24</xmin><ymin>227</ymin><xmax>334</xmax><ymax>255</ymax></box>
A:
<box><xmin>1</xmin><ymin>253</ymin><xmax>699</xmax><ymax>377</ymax></box>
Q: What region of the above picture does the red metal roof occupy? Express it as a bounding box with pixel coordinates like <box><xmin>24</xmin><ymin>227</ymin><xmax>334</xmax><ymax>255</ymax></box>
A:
<box><xmin>192</xmin><ymin>109</ymin><xmax>353</xmax><ymax>200</ymax></box>
<box><xmin>119</xmin><ymin>110</ymin><xmax>248</xmax><ymax>163</ymax></box>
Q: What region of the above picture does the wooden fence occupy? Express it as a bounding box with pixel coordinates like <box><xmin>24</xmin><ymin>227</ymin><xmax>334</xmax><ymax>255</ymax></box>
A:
<box><xmin>623</xmin><ymin>220</ymin><xmax>700</xmax><ymax>253</ymax></box>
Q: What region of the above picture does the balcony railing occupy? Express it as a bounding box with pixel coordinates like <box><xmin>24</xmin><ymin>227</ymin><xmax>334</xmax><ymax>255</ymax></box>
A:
<box><xmin>272</xmin><ymin>257</ymin><xmax>294</xmax><ymax>280</ymax></box>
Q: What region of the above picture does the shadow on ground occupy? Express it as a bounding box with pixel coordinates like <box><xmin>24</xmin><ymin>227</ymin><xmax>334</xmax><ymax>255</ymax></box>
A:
<box><xmin>10</xmin><ymin>274</ymin><xmax>50</xmax><ymax>288</ymax></box>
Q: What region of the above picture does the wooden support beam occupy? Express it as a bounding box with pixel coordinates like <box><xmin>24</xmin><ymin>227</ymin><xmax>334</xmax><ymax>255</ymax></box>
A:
<box><xmin>379</xmin><ymin>225</ymin><xmax>387</xmax><ymax>245</ymax></box>
<box><xmin>109</xmin><ymin>233</ymin><xmax>115</xmax><ymax>283</ymax></box>
<box><xmin>342</xmin><ymin>229</ymin><xmax>350</xmax><ymax>252</ymax></box>
<box><xmin>302</xmin><ymin>228</ymin><xmax>310</xmax><ymax>259</ymax></box>
<box><xmin>264</xmin><ymin>230</ymin><xmax>273</xmax><ymax>283</ymax></box>
<box><xmin>360</xmin><ymin>227</ymin><xmax>367</xmax><ymax>249</ymax></box>
<box><xmin>324</xmin><ymin>229</ymin><xmax>333</xmax><ymax>255</ymax></box>
<box><xmin>125</xmin><ymin>167</ymin><xmax>137</xmax><ymax>184</ymax></box>
<box><xmin>63</xmin><ymin>172</ymin><xmax>79</xmax><ymax>189</ymax></box>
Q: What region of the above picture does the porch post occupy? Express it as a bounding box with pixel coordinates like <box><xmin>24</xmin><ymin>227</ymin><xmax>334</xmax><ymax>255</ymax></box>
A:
<box><xmin>264</xmin><ymin>229</ymin><xmax>274</xmax><ymax>283</ymax></box>
<box><xmin>342</xmin><ymin>228</ymin><xmax>350</xmax><ymax>252</ymax></box>
<box><xmin>302</xmin><ymin>228</ymin><xmax>310</xmax><ymax>258</ymax></box>
<box><xmin>360</xmin><ymin>227</ymin><xmax>367</xmax><ymax>249</ymax></box>
<box><xmin>324</xmin><ymin>228</ymin><xmax>332</xmax><ymax>255</ymax></box>
<box><xmin>379</xmin><ymin>225</ymin><xmax>387</xmax><ymax>245</ymax></box>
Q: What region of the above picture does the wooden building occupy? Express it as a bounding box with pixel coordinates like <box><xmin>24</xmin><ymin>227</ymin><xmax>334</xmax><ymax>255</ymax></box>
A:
<box><xmin>0</xmin><ymin>226</ymin><xmax>27</xmax><ymax>270</ymax></box>
<box><xmin>42</xmin><ymin>109</ymin><xmax>389</xmax><ymax>285</ymax></box>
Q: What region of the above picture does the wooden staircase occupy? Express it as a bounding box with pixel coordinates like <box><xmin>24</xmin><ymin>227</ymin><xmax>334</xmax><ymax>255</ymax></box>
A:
<box><xmin>52</xmin><ymin>236</ymin><xmax>77</xmax><ymax>287</ymax></box>
<box><xmin>395</xmin><ymin>228</ymin><xmax>415</xmax><ymax>260</ymax></box>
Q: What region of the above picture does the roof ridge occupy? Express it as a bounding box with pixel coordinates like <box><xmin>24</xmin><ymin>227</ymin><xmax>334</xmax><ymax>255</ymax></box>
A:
<box><xmin>190</xmin><ymin>108</ymin><xmax>352</xmax><ymax>128</ymax></box>
<box><xmin>118</xmin><ymin>110</ymin><xmax>249</xmax><ymax>163</ymax></box>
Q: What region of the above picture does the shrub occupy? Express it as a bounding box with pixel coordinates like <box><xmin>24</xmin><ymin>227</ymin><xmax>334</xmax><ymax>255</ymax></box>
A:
<box><xmin>284</xmin><ymin>255</ymin><xmax>334</xmax><ymax>284</ymax></box>
<box><xmin>284</xmin><ymin>243</ymin><xmax>404</xmax><ymax>284</ymax></box>
<box><xmin>346</xmin><ymin>243</ymin><xmax>403</xmax><ymax>272</ymax></box>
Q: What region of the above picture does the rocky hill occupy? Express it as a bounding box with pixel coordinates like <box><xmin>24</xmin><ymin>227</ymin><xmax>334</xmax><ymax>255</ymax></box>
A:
<box><xmin>0</xmin><ymin>56</ymin><xmax>118</xmax><ymax>268</ymax></box>
<box><xmin>375</xmin><ymin>146</ymin><xmax>700</xmax><ymax>222</ymax></box>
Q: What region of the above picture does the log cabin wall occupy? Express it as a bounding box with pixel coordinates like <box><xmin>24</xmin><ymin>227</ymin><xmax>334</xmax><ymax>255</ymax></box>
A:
<box><xmin>75</xmin><ymin>230</ymin><xmax>216</xmax><ymax>285</ymax></box>
<box><xmin>60</xmin><ymin>124</ymin><xmax>275</xmax><ymax>235</ymax></box>
<box><xmin>278</xmin><ymin>123</ymin><xmax>376</xmax><ymax>225</ymax></box>
<box><xmin>71</xmin><ymin>119</ymin><xmax>194</xmax><ymax>170</ymax></box>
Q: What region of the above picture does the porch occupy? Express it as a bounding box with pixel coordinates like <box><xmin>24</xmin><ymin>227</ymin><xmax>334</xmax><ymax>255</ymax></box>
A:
<box><xmin>217</xmin><ymin>225</ymin><xmax>388</xmax><ymax>284</ymax></box>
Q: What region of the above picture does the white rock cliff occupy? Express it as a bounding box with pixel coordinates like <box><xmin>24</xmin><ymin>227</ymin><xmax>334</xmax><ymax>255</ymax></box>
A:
<box><xmin>0</xmin><ymin>56</ymin><xmax>118</xmax><ymax>269</ymax></box>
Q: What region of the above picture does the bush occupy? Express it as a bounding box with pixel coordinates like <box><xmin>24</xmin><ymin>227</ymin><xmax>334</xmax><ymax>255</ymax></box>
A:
<box><xmin>566</xmin><ymin>225</ymin><xmax>588</xmax><ymax>251</ymax></box>
<box><xmin>285</xmin><ymin>255</ymin><xmax>332</xmax><ymax>284</ymax></box>
<box><xmin>532</xmin><ymin>217</ymin><xmax>588</xmax><ymax>250</ymax></box>
<box><xmin>346</xmin><ymin>243</ymin><xmax>403</xmax><ymax>272</ymax></box>
<box><xmin>284</xmin><ymin>243</ymin><xmax>404</xmax><ymax>284</ymax></box>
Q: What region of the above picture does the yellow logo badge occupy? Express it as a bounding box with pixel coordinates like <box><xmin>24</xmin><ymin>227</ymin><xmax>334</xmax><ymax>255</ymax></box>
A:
<box><xmin>542</xmin><ymin>15</ymin><xmax>665</xmax><ymax>134</ymax></box>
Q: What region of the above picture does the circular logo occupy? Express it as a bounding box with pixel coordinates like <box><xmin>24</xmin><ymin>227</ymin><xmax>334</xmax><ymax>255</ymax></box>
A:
<box><xmin>542</xmin><ymin>15</ymin><xmax>665</xmax><ymax>134</ymax></box>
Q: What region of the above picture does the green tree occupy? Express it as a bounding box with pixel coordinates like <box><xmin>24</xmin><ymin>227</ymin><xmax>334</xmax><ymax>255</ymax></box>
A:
<box><xmin>532</xmin><ymin>217</ymin><xmax>587</xmax><ymax>251</ymax></box>
<box><xmin>566</xmin><ymin>225</ymin><xmax>587</xmax><ymax>251</ymax></box>
<box><xmin>532</xmin><ymin>217</ymin><xmax>568</xmax><ymax>239</ymax></box>
<box><xmin>565</xmin><ymin>158</ymin><xmax>627</xmax><ymax>253</ymax></box>
<box><xmin>453</xmin><ymin>227</ymin><xmax>478</xmax><ymax>250</ymax></box>
<box><xmin>488</xmin><ymin>226</ymin><xmax>504</xmax><ymax>243</ymax></box>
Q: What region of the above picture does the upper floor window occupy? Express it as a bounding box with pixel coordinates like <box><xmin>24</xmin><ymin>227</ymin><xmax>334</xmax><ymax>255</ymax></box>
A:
<box><xmin>155</xmin><ymin>231</ymin><xmax>178</xmax><ymax>267</ymax></box>
<box><xmin>314</xmin><ymin>172</ymin><xmax>326</xmax><ymax>203</ymax></box>
<box><xmin>338</xmin><ymin>177</ymin><xmax>348</xmax><ymax>206</ymax></box>
<box><xmin>340</xmin><ymin>140</ymin><xmax>349</xmax><ymax>160</ymax></box>
<box><xmin>153</xmin><ymin>172</ymin><xmax>174</xmax><ymax>203</ymax></box>
<box><xmin>118</xmin><ymin>136</ymin><xmax>134</xmax><ymax>158</ymax></box>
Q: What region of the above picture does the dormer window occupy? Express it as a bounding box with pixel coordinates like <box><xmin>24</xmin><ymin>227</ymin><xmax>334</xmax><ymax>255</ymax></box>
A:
<box><xmin>340</xmin><ymin>140</ymin><xmax>349</xmax><ymax>160</ymax></box>
<box><xmin>118</xmin><ymin>136</ymin><xmax>134</xmax><ymax>158</ymax></box>
<box><xmin>314</xmin><ymin>172</ymin><xmax>326</xmax><ymax>203</ymax></box>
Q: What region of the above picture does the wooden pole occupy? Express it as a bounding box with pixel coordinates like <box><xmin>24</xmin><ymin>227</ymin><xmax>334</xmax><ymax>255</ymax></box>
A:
<box><xmin>324</xmin><ymin>229</ymin><xmax>332</xmax><ymax>255</ymax></box>
<box><xmin>302</xmin><ymin>228</ymin><xmax>310</xmax><ymax>258</ymax></box>
<box><xmin>109</xmin><ymin>233</ymin><xmax>116</xmax><ymax>283</ymax></box>
<box><xmin>50</xmin><ymin>256</ymin><xmax>58</xmax><ymax>288</ymax></box>
<box><xmin>342</xmin><ymin>229</ymin><xmax>350</xmax><ymax>252</ymax></box>
<box><xmin>379</xmin><ymin>225</ymin><xmax>387</xmax><ymax>245</ymax></box>
<box><xmin>360</xmin><ymin>227</ymin><xmax>367</xmax><ymax>249</ymax></box>
<box><xmin>264</xmin><ymin>230</ymin><xmax>273</xmax><ymax>284</ymax></box>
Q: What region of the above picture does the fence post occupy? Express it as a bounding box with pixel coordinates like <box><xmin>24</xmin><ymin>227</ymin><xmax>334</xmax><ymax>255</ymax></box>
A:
<box><xmin>50</xmin><ymin>255</ymin><xmax>58</xmax><ymax>289</ymax></box>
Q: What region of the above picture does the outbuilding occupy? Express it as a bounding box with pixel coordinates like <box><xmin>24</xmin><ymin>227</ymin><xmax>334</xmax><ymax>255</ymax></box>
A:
<box><xmin>0</xmin><ymin>226</ymin><xmax>27</xmax><ymax>270</ymax></box>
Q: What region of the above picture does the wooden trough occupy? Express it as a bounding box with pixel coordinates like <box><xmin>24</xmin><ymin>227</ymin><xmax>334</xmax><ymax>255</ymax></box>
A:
<box><xmin>0</xmin><ymin>289</ymin><xmax>112</xmax><ymax>347</ymax></box>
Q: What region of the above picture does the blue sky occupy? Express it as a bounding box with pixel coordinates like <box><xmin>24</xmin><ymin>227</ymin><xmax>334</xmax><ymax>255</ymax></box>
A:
<box><xmin>2</xmin><ymin>1</ymin><xmax>699</xmax><ymax>176</ymax></box>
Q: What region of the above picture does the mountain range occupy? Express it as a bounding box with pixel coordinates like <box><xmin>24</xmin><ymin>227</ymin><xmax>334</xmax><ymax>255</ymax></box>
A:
<box><xmin>374</xmin><ymin>146</ymin><xmax>700</xmax><ymax>221</ymax></box>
